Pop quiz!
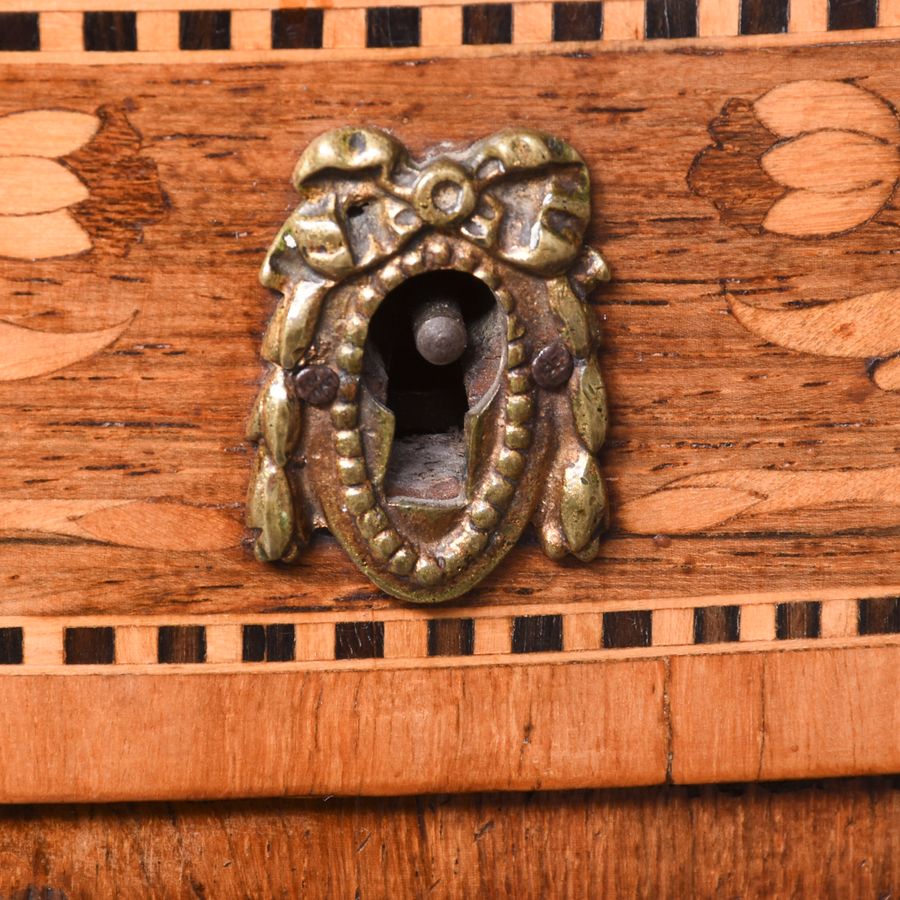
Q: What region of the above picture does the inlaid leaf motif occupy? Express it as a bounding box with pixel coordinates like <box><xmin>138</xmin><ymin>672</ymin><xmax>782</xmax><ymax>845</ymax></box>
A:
<box><xmin>619</xmin><ymin>467</ymin><xmax>900</xmax><ymax>534</ymax></box>
<box><xmin>760</xmin><ymin>131</ymin><xmax>897</xmax><ymax>193</ymax></box>
<box><xmin>0</xmin><ymin>106</ymin><xmax>168</xmax><ymax>380</ymax></box>
<box><xmin>728</xmin><ymin>289</ymin><xmax>900</xmax><ymax>391</ymax></box>
<box><xmin>0</xmin><ymin>500</ymin><xmax>243</xmax><ymax>551</ymax></box>
<box><xmin>728</xmin><ymin>290</ymin><xmax>900</xmax><ymax>359</ymax></box>
<box><xmin>0</xmin><ymin>316</ymin><xmax>134</xmax><ymax>381</ymax></box>
<box><xmin>78</xmin><ymin>502</ymin><xmax>243</xmax><ymax>551</ymax></box>
<box><xmin>0</xmin><ymin>109</ymin><xmax>98</xmax><ymax>260</ymax></box>
<box><xmin>618</xmin><ymin>485</ymin><xmax>763</xmax><ymax>534</ymax></box>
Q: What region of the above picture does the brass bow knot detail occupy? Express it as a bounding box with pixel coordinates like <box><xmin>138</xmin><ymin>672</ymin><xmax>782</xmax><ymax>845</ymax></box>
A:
<box><xmin>264</xmin><ymin>126</ymin><xmax>598</xmax><ymax>285</ymax></box>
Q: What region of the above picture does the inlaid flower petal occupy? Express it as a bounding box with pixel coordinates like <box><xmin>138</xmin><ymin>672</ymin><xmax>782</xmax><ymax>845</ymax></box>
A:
<box><xmin>0</xmin><ymin>210</ymin><xmax>91</xmax><ymax>260</ymax></box>
<box><xmin>761</xmin><ymin>131</ymin><xmax>898</xmax><ymax>193</ymax></box>
<box><xmin>0</xmin><ymin>315</ymin><xmax>134</xmax><ymax>381</ymax></box>
<box><xmin>0</xmin><ymin>157</ymin><xmax>89</xmax><ymax>215</ymax></box>
<box><xmin>728</xmin><ymin>289</ymin><xmax>900</xmax><ymax>358</ymax></box>
<box><xmin>762</xmin><ymin>183</ymin><xmax>892</xmax><ymax>237</ymax></box>
<box><xmin>0</xmin><ymin>110</ymin><xmax>99</xmax><ymax>158</ymax></box>
<box><xmin>754</xmin><ymin>80</ymin><xmax>900</xmax><ymax>143</ymax></box>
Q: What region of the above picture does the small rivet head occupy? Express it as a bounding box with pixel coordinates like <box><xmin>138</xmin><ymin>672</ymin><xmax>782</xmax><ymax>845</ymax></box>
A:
<box><xmin>531</xmin><ymin>340</ymin><xmax>573</xmax><ymax>389</ymax></box>
<box><xmin>293</xmin><ymin>364</ymin><xmax>340</xmax><ymax>405</ymax></box>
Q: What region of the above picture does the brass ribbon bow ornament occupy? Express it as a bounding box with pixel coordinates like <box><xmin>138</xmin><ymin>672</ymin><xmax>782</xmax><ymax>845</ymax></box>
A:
<box><xmin>260</xmin><ymin>127</ymin><xmax>606</xmax><ymax>367</ymax></box>
<box><xmin>250</xmin><ymin>126</ymin><xmax>611</xmax><ymax>603</ymax></box>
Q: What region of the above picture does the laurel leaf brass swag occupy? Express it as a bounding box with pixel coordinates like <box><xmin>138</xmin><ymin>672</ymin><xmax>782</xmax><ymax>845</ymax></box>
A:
<box><xmin>248</xmin><ymin>126</ymin><xmax>611</xmax><ymax>603</ymax></box>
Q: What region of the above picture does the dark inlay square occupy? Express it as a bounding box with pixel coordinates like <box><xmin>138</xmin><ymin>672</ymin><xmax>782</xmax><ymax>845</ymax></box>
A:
<box><xmin>242</xmin><ymin>624</ymin><xmax>296</xmax><ymax>661</ymax></box>
<box><xmin>645</xmin><ymin>0</ymin><xmax>697</xmax><ymax>38</ymax></box>
<box><xmin>602</xmin><ymin>610</ymin><xmax>652</xmax><ymax>649</ymax></box>
<box><xmin>0</xmin><ymin>627</ymin><xmax>24</xmax><ymax>665</ymax></box>
<box><xmin>271</xmin><ymin>9</ymin><xmax>323</xmax><ymax>49</ymax></box>
<box><xmin>83</xmin><ymin>12</ymin><xmax>137</xmax><ymax>52</ymax></box>
<box><xmin>463</xmin><ymin>3</ymin><xmax>513</xmax><ymax>44</ymax></box>
<box><xmin>694</xmin><ymin>606</ymin><xmax>740</xmax><ymax>644</ymax></box>
<box><xmin>776</xmin><ymin>602</ymin><xmax>821</xmax><ymax>640</ymax></box>
<box><xmin>740</xmin><ymin>0</ymin><xmax>787</xmax><ymax>33</ymax></box>
<box><xmin>428</xmin><ymin>618</ymin><xmax>475</xmax><ymax>656</ymax></box>
<box><xmin>511</xmin><ymin>615</ymin><xmax>563</xmax><ymax>654</ymax></box>
<box><xmin>335</xmin><ymin>621</ymin><xmax>385</xmax><ymax>659</ymax></box>
<box><xmin>552</xmin><ymin>2</ymin><xmax>603</xmax><ymax>41</ymax></box>
<box><xmin>859</xmin><ymin>596</ymin><xmax>900</xmax><ymax>635</ymax></box>
<box><xmin>179</xmin><ymin>10</ymin><xmax>231</xmax><ymax>50</ymax></box>
<box><xmin>242</xmin><ymin>624</ymin><xmax>266</xmax><ymax>662</ymax></box>
<box><xmin>158</xmin><ymin>625</ymin><xmax>206</xmax><ymax>664</ymax></box>
<box><xmin>64</xmin><ymin>627</ymin><xmax>115</xmax><ymax>665</ymax></box>
<box><xmin>828</xmin><ymin>0</ymin><xmax>877</xmax><ymax>29</ymax></box>
<box><xmin>366</xmin><ymin>7</ymin><xmax>420</xmax><ymax>48</ymax></box>
<box><xmin>266</xmin><ymin>624</ymin><xmax>296</xmax><ymax>662</ymax></box>
<box><xmin>0</xmin><ymin>13</ymin><xmax>40</xmax><ymax>51</ymax></box>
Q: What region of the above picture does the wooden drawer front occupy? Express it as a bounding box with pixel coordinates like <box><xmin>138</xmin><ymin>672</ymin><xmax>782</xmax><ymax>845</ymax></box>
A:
<box><xmin>0</xmin><ymin>28</ymin><xmax>898</xmax><ymax>799</ymax></box>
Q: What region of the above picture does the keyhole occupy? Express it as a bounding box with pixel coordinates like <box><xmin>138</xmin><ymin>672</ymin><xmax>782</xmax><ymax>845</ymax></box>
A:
<box><xmin>365</xmin><ymin>270</ymin><xmax>501</xmax><ymax>501</ymax></box>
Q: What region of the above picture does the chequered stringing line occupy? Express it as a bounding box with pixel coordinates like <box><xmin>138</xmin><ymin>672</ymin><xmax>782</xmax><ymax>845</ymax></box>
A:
<box><xmin>0</xmin><ymin>596</ymin><xmax>896</xmax><ymax>666</ymax></box>
<box><xmin>0</xmin><ymin>0</ymin><xmax>895</xmax><ymax>55</ymax></box>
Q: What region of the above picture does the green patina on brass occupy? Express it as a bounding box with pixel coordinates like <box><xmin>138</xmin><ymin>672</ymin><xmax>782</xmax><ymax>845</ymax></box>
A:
<box><xmin>248</xmin><ymin>126</ymin><xmax>611</xmax><ymax>603</ymax></box>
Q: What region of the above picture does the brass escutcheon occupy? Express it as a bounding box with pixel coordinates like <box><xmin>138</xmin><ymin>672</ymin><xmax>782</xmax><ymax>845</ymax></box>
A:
<box><xmin>248</xmin><ymin>127</ymin><xmax>611</xmax><ymax>603</ymax></box>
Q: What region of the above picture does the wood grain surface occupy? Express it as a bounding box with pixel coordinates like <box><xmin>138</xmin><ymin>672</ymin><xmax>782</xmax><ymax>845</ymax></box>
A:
<box><xmin>2</xmin><ymin>43</ymin><xmax>900</xmax><ymax>617</ymax></box>
<box><xmin>2</xmin><ymin>34</ymin><xmax>899</xmax><ymax>798</ymax></box>
<box><xmin>1</xmin><ymin>7</ymin><xmax>896</xmax><ymax>892</ymax></box>
<box><xmin>0</xmin><ymin>642</ymin><xmax>896</xmax><ymax>801</ymax></box>
<box><xmin>0</xmin><ymin>779</ymin><xmax>896</xmax><ymax>898</ymax></box>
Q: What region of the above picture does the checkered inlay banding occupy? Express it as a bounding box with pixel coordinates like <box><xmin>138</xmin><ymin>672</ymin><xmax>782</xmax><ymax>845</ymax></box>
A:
<box><xmin>0</xmin><ymin>0</ymin><xmax>896</xmax><ymax>57</ymax></box>
<box><xmin>1</xmin><ymin>592</ymin><xmax>895</xmax><ymax>667</ymax></box>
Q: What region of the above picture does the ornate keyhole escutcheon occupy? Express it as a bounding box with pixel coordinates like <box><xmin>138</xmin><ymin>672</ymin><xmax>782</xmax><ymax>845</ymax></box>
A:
<box><xmin>247</xmin><ymin>127</ymin><xmax>611</xmax><ymax>603</ymax></box>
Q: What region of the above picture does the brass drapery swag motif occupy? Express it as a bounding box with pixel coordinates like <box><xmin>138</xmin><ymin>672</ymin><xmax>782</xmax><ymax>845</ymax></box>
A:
<box><xmin>248</xmin><ymin>127</ymin><xmax>610</xmax><ymax>603</ymax></box>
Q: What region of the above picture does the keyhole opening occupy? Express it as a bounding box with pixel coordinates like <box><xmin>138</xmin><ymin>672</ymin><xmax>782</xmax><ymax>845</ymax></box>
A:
<box><xmin>365</xmin><ymin>270</ymin><xmax>501</xmax><ymax>501</ymax></box>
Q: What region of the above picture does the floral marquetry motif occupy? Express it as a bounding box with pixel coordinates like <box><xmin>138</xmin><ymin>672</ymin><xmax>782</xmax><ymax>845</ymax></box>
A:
<box><xmin>248</xmin><ymin>127</ymin><xmax>611</xmax><ymax>602</ymax></box>
<box><xmin>690</xmin><ymin>79</ymin><xmax>900</xmax><ymax>238</ymax></box>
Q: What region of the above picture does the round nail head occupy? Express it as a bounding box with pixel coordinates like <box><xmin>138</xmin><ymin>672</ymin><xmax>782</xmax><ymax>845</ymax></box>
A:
<box><xmin>532</xmin><ymin>340</ymin><xmax>573</xmax><ymax>389</ymax></box>
<box><xmin>415</xmin><ymin>315</ymin><xmax>468</xmax><ymax>366</ymax></box>
<box><xmin>293</xmin><ymin>364</ymin><xmax>340</xmax><ymax>405</ymax></box>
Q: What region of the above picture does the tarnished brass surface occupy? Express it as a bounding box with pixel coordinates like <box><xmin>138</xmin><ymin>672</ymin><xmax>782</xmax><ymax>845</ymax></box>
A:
<box><xmin>248</xmin><ymin>127</ymin><xmax>610</xmax><ymax>603</ymax></box>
